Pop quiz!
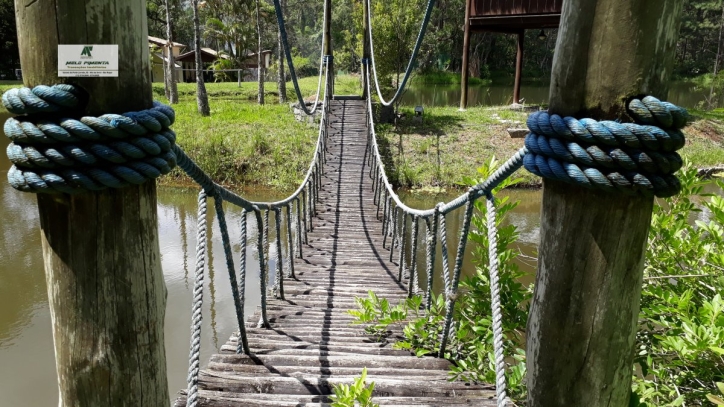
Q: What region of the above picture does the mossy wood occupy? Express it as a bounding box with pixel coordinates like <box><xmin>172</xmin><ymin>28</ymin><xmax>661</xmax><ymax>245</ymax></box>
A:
<box><xmin>14</xmin><ymin>0</ymin><xmax>169</xmax><ymax>405</ymax></box>
<box><xmin>526</xmin><ymin>0</ymin><xmax>684</xmax><ymax>406</ymax></box>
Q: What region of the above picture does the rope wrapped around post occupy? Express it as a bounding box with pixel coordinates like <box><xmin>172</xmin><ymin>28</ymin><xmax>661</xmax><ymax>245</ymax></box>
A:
<box><xmin>3</xmin><ymin>85</ymin><xmax>177</xmax><ymax>194</ymax></box>
<box><xmin>523</xmin><ymin>96</ymin><xmax>688</xmax><ymax>197</ymax></box>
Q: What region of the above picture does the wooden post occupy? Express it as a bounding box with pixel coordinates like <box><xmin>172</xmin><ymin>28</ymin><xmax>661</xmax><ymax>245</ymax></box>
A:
<box><xmin>512</xmin><ymin>29</ymin><xmax>524</xmax><ymax>105</ymax></box>
<box><xmin>459</xmin><ymin>0</ymin><xmax>472</xmax><ymax>110</ymax></box>
<box><xmin>526</xmin><ymin>1</ymin><xmax>684</xmax><ymax>406</ymax></box>
<box><xmin>362</xmin><ymin>0</ymin><xmax>370</xmax><ymax>98</ymax></box>
<box><xmin>324</xmin><ymin>0</ymin><xmax>333</xmax><ymax>93</ymax></box>
<box><xmin>14</xmin><ymin>0</ymin><xmax>170</xmax><ymax>406</ymax></box>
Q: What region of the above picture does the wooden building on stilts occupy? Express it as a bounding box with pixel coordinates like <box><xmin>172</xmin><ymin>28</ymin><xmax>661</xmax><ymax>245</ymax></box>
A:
<box><xmin>460</xmin><ymin>0</ymin><xmax>562</xmax><ymax>109</ymax></box>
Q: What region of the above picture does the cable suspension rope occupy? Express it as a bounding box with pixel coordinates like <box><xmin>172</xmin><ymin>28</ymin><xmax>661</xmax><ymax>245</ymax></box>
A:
<box><xmin>272</xmin><ymin>0</ymin><xmax>327</xmax><ymax>115</ymax></box>
<box><xmin>364</xmin><ymin>0</ymin><xmax>436</xmax><ymax>106</ymax></box>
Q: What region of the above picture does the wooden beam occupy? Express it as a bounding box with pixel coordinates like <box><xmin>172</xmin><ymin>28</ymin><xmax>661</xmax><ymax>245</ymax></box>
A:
<box><xmin>14</xmin><ymin>0</ymin><xmax>169</xmax><ymax>405</ymax></box>
<box><xmin>526</xmin><ymin>0</ymin><xmax>685</xmax><ymax>406</ymax></box>
<box><xmin>324</xmin><ymin>0</ymin><xmax>333</xmax><ymax>92</ymax></box>
<box><xmin>513</xmin><ymin>29</ymin><xmax>524</xmax><ymax>104</ymax></box>
<box><xmin>460</xmin><ymin>0</ymin><xmax>473</xmax><ymax>110</ymax></box>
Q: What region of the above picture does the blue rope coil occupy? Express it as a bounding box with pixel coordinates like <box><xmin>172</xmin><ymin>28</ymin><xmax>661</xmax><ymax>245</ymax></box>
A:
<box><xmin>523</xmin><ymin>96</ymin><xmax>689</xmax><ymax>197</ymax></box>
<box><xmin>2</xmin><ymin>85</ymin><xmax>177</xmax><ymax>194</ymax></box>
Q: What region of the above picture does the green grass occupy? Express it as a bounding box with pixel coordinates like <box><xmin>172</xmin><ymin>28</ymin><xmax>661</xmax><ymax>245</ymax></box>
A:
<box><xmin>165</xmin><ymin>95</ymin><xmax>318</xmax><ymax>189</ymax></box>
<box><xmin>0</xmin><ymin>80</ymin><xmax>22</xmax><ymax>95</ymax></box>
<box><xmin>375</xmin><ymin>105</ymin><xmax>724</xmax><ymax>191</ymax></box>
<box><xmin>153</xmin><ymin>74</ymin><xmax>362</xmax><ymax>101</ymax></box>
<box><xmin>375</xmin><ymin>106</ymin><xmax>536</xmax><ymax>190</ymax></box>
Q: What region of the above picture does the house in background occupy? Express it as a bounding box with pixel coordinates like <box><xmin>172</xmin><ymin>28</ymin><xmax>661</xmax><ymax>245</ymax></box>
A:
<box><xmin>175</xmin><ymin>48</ymin><xmax>273</xmax><ymax>82</ymax></box>
<box><xmin>148</xmin><ymin>35</ymin><xmax>186</xmax><ymax>83</ymax></box>
<box><xmin>242</xmin><ymin>50</ymin><xmax>273</xmax><ymax>81</ymax></box>
<box><xmin>176</xmin><ymin>47</ymin><xmax>228</xmax><ymax>82</ymax></box>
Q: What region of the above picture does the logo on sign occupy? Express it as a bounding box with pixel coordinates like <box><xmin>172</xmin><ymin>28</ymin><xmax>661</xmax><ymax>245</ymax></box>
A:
<box><xmin>80</xmin><ymin>46</ymin><xmax>93</xmax><ymax>58</ymax></box>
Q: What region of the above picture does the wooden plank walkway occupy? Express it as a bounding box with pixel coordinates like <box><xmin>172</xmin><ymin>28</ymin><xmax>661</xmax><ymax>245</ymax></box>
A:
<box><xmin>175</xmin><ymin>99</ymin><xmax>496</xmax><ymax>406</ymax></box>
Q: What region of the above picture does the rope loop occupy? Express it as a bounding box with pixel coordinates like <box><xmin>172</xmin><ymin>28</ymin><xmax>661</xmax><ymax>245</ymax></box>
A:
<box><xmin>523</xmin><ymin>96</ymin><xmax>688</xmax><ymax>197</ymax></box>
<box><xmin>2</xmin><ymin>84</ymin><xmax>177</xmax><ymax>194</ymax></box>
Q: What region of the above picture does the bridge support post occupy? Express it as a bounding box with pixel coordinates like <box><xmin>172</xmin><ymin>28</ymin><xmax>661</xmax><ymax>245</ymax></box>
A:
<box><xmin>526</xmin><ymin>1</ymin><xmax>684</xmax><ymax>406</ymax></box>
<box><xmin>324</xmin><ymin>0</ymin><xmax>333</xmax><ymax>94</ymax></box>
<box><xmin>14</xmin><ymin>0</ymin><xmax>169</xmax><ymax>406</ymax></box>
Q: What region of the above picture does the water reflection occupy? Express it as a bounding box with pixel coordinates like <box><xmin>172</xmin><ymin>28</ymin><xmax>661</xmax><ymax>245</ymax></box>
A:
<box><xmin>401</xmin><ymin>81</ymin><xmax>716</xmax><ymax>109</ymax></box>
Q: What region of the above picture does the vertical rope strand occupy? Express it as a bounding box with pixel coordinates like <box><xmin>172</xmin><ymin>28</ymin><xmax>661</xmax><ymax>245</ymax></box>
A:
<box><xmin>263</xmin><ymin>209</ymin><xmax>271</xmax><ymax>294</ymax></box>
<box><xmin>408</xmin><ymin>215</ymin><xmax>419</xmax><ymax>298</ymax></box>
<box><xmin>213</xmin><ymin>197</ymin><xmax>248</xmax><ymax>355</ymax></box>
<box><xmin>425</xmin><ymin>207</ymin><xmax>439</xmax><ymax>310</ymax></box>
<box><xmin>301</xmin><ymin>190</ymin><xmax>309</xmax><ymax>243</ymax></box>
<box><xmin>274</xmin><ymin>207</ymin><xmax>285</xmax><ymax>299</ymax></box>
<box><xmin>296</xmin><ymin>197</ymin><xmax>305</xmax><ymax>254</ymax></box>
<box><xmin>254</xmin><ymin>207</ymin><xmax>270</xmax><ymax>328</ymax></box>
<box><xmin>286</xmin><ymin>204</ymin><xmax>295</xmax><ymax>277</ymax></box>
<box><xmin>486</xmin><ymin>193</ymin><xmax>509</xmax><ymax>407</ymax></box>
<box><xmin>398</xmin><ymin>212</ymin><xmax>408</xmax><ymax>283</ymax></box>
<box><xmin>237</xmin><ymin>210</ymin><xmax>250</xmax><ymax>354</ymax></box>
<box><xmin>186</xmin><ymin>190</ymin><xmax>208</xmax><ymax>407</ymax></box>
<box><xmin>438</xmin><ymin>196</ymin><xmax>475</xmax><ymax>358</ymax></box>
<box><xmin>390</xmin><ymin>205</ymin><xmax>399</xmax><ymax>261</ymax></box>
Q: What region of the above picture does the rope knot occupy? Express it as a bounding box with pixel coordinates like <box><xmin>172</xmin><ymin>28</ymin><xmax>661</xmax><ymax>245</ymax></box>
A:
<box><xmin>2</xmin><ymin>84</ymin><xmax>177</xmax><ymax>194</ymax></box>
<box><xmin>523</xmin><ymin>96</ymin><xmax>688</xmax><ymax>197</ymax></box>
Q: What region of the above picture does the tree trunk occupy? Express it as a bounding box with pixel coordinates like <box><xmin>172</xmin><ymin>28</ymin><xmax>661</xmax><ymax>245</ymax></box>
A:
<box><xmin>165</xmin><ymin>0</ymin><xmax>178</xmax><ymax>104</ymax></box>
<box><xmin>708</xmin><ymin>1</ymin><xmax>724</xmax><ymax>109</ymax></box>
<box><xmin>277</xmin><ymin>0</ymin><xmax>287</xmax><ymax>103</ymax></box>
<box><xmin>526</xmin><ymin>1</ymin><xmax>685</xmax><ymax>406</ymax></box>
<box><xmin>192</xmin><ymin>0</ymin><xmax>210</xmax><ymax>115</ymax></box>
<box><xmin>256</xmin><ymin>0</ymin><xmax>265</xmax><ymax>105</ymax></box>
<box><xmin>13</xmin><ymin>0</ymin><xmax>169</xmax><ymax>405</ymax></box>
<box><xmin>459</xmin><ymin>0</ymin><xmax>472</xmax><ymax>110</ymax></box>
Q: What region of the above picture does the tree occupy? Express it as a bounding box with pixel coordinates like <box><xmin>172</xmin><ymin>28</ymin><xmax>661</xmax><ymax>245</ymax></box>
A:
<box><xmin>277</xmin><ymin>0</ymin><xmax>287</xmax><ymax>103</ymax></box>
<box><xmin>192</xmin><ymin>0</ymin><xmax>210</xmax><ymax>115</ymax></box>
<box><xmin>165</xmin><ymin>0</ymin><xmax>179</xmax><ymax>104</ymax></box>
<box><xmin>256</xmin><ymin>0</ymin><xmax>265</xmax><ymax>105</ymax></box>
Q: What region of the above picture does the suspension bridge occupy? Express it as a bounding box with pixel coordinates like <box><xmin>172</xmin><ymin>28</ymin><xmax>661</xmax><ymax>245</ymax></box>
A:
<box><xmin>2</xmin><ymin>0</ymin><xmax>689</xmax><ymax>405</ymax></box>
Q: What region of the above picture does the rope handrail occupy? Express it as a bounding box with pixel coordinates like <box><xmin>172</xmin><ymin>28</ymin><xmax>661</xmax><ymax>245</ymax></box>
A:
<box><xmin>181</xmin><ymin>60</ymin><xmax>332</xmax><ymax>407</ymax></box>
<box><xmin>362</xmin><ymin>62</ymin><xmax>527</xmax><ymax>220</ymax></box>
<box><xmin>272</xmin><ymin>0</ymin><xmax>327</xmax><ymax>116</ymax></box>
<box><xmin>362</xmin><ymin>61</ymin><xmax>515</xmax><ymax>407</ymax></box>
<box><xmin>364</xmin><ymin>0</ymin><xmax>436</xmax><ymax>107</ymax></box>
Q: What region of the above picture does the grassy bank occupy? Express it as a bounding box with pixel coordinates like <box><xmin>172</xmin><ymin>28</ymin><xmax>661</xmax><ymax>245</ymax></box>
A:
<box><xmin>165</xmin><ymin>96</ymin><xmax>319</xmax><ymax>190</ymax></box>
<box><xmin>375</xmin><ymin>106</ymin><xmax>724</xmax><ymax>191</ymax></box>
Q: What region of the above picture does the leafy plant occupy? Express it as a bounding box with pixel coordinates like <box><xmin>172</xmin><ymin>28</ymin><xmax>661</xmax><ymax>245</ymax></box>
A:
<box><xmin>349</xmin><ymin>157</ymin><xmax>531</xmax><ymax>402</ymax></box>
<box><xmin>348</xmin><ymin>291</ymin><xmax>409</xmax><ymax>340</ymax></box>
<box><xmin>633</xmin><ymin>164</ymin><xmax>724</xmax><ymax>406</ymax></box>
<box><xmin>708</xmin><ymin>382</ymin><xmax>724</xmax><ymax>405</ymax></box>
<box><xmin>329</xmin><ymin>368</ymin><xmax>379</xmax><ymax>407</ymax></box>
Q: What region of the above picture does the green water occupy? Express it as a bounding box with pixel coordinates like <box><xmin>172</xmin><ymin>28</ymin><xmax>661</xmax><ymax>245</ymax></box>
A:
<box><xmin>401</xmin><ymin>81</ymin><xmax>713</xmax><ymax>109</ymax></box>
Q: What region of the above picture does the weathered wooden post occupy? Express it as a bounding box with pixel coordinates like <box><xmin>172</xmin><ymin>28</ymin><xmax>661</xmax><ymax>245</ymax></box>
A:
<box><xmin>14</xmin><ymin>0</ymin><xmax>169</xmax><ymax>405</ymax></box>
<box><xmin>459</xmin><ymin>0</ymin><xmax>472</xmax><ymax>110</ymax></box>
<box><xmin>324</xmin><ymin>0</ymin><xmax>333</xmax><ymax>92</ymax></box>
<box><xmin>512</xmin><ymin>29</ymin><xmax>524</xmax><ymax>105</ymax></box>
<box><xmin>526</xmin><ymin>0</ymin><xmax>684</xmax><ymax>406</ymax></box>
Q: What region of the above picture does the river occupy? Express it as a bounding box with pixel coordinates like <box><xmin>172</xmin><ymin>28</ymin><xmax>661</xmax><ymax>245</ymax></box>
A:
<box><xmin>400</xmin><ymin>81</ymin><xmax>715</xmax><ymax>109</ymax></box>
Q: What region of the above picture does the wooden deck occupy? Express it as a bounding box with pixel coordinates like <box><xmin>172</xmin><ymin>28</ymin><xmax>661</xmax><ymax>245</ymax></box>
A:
<box><xmin>174</xmin><ymin>99</ymin><xmax>496</xmax><ymax>406</ymax></box>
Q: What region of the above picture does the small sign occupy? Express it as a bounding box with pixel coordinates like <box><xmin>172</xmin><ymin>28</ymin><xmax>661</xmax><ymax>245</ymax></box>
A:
<box><xmin>58</xmin><ymin>45</ymin><xmax>118</xmax><ymax>77</ymax></box>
